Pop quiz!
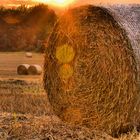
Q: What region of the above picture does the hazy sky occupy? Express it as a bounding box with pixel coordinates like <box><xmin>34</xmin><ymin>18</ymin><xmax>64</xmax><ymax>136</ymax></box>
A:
<box><xmin>79</xmin><ymin>0</ymin><xmax>140</xmax><ymax>4</ymax></box>
<box><xmin>0</xmin><ymin>0</ymin><xmax>139</xmax><ymax>8</ymax></box>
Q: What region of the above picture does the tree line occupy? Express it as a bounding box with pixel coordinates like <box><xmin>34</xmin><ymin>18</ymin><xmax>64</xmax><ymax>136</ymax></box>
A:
<box><xmin>0</xmin><ymin>4</ymin><xmax>57</xmax><ymax>52</ymax></box>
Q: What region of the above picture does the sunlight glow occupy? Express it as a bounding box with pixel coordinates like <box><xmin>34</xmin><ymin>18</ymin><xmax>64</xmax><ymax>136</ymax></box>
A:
<box><xmin>35</xmin><ymin>0</ymin><xmax>75</xmax><ymax>8</ymax></box>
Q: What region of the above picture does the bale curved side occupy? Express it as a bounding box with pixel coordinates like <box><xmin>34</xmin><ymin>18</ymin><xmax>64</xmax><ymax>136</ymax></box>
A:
<box><xmin>17</xmin><ymin>64</ymin><xmax>30</xmax><ymax>75</ymax></box>
<box><xmin>44</xmin><ymin>5</ymin><xmax>140</xmax><ymax>136</ymax></box>
<box><xmin>104</xmin><ymin>4</ymin><xmax>140</xmax><ymax>82</ymax></box>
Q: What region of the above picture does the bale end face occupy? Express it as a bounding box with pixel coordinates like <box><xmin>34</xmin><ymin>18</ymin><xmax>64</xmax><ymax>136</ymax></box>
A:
<box><xmin>44</xmin><ymin>5</ymin><xmax>140</xmax><ymax>136</ymax></box>
<box><xmin>28</xmin><ymin>65</ymin><xmax>42</xmax><ymax>75</ymax></box>
<box><xmin>17</xmin><ymin>64</ymin><xmax>30</xmax><ymax>75</ymax></box>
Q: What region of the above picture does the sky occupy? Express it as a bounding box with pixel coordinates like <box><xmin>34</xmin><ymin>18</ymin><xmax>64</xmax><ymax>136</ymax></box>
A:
<box><xmin>0</xmin><ymin>0</ymin><xmax>139</xmax><ymax>8</ymax></box>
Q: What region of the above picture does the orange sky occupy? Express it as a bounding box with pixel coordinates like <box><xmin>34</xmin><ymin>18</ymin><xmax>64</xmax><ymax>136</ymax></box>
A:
<box><xmin>0</xmin><ymin>0</ymin><xmax>139</xmax><ymax>8</ymax></box>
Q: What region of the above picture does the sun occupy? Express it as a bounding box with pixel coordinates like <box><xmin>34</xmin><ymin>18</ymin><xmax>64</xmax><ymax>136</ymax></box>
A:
<box><xmin>36</xmin><ymin>0</ymin><xmax>75</xmax><ymax>8</ymax></box>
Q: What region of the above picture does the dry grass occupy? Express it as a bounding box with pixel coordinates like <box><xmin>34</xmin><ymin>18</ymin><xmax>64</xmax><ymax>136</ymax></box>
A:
<box><xmin>0</xmin><ymin>80</ymin><xmax>116</xmax><ymax>140</ymax></box>
<box><xmin>0</xmin><ymin>112</ymin><xmax>115</xmax><ymax>140</ymax></box>
<box><xmin>0</xmin><ymin>68</ymin><xmax>139</xmax><ymax>139</ymax></box>
<box><xmin>119</xmin><ymin>132</ymin><xmax>140</xmax><ymax>140</ymax></box>
<box><xmin>0</xmin><ymin>80</ymin><xmax>51</xmax><ymax>116</ymax></box>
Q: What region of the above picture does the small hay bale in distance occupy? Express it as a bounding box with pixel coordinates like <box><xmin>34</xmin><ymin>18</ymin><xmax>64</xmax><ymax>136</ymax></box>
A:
<box><xmin>44</xmin><ymin>5</ymin><xmax>140</xmax><ymax>136</ymax></box>
<box><xmin>28</xmin><ymin>65</ymin><xmax>42</xmax><ymax>75</ymax></box>
<box><xmin>17</xmin><ymin>64</ymin><xmax>30</xmax><ymax>75</ymax></box>
<box><xmin>25</xmin><ymin>52</ymin><xmax>32</xmax><ymax>58</ymax></box>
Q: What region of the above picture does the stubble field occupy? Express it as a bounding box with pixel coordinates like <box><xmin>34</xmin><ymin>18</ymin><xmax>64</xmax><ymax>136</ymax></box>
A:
<box><xmin>0</xmin><ymin>52</ymin><xmax>139</xmax><ymax>140</ymax></box>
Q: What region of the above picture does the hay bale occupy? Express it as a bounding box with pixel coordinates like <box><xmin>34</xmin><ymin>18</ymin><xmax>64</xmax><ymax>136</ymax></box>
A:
<box><xmin>17</xmin><ymin>64</ymin><xmax>30</xmax><ymax>75</ymax></box>
<box><xmin>25</xmin><ymin>52</ymin><xmax>32</xmax><ymax>58</ymax></box>
<box><xmin>43</xmin><ymin>5</ymin><xmax>140</xmax><ymax>136</ymax></box>
<box><xmin>28</xmin><ymin>65</ymin><xmax>42</xmax><ymax>75</ymax></box>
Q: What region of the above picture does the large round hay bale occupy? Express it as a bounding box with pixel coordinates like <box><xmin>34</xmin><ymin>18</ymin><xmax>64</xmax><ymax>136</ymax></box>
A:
<box><xmin>44</xmin><ymin>5</ymin><xmax>140</xmax><ymax>136</ymax></box>
<box><xmin>17</xmin><ymin>64</ymin><xmax>30</xmax><ymax>75</ymax></box>
<box><xmin>25</xmin><ymin>52</ymin><xmax>32</xmax><ymax>58</ymax></box>
<box><xmin>28</xmin><ymin>65</ymin><xmax>42</xmax><ymax>75</ymax></box>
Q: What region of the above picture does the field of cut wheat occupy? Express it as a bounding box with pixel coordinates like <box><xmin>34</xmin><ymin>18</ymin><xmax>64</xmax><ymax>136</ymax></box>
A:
<box><xmin>0</xmin><ymin>52</ymin><xmax>139</xmax><ymax>139</ymax></box>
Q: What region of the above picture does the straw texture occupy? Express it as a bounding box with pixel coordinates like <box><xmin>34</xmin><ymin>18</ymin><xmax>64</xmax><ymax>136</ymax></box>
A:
<box><xmin>44</xmin><ymin>5</ymin><xmax>140</xmax><ymax>136</ymax></box>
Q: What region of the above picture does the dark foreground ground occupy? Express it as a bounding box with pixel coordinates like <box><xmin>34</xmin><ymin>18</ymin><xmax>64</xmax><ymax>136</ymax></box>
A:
<box><xmin>0</xmin><ymin>80</ymin><xmax>139</xmax><ymax>140</ymax></box>
<box><xmin>0</xmin><ymin>79</ymin><xmax>115</xmax><ymax>140</ymax></box>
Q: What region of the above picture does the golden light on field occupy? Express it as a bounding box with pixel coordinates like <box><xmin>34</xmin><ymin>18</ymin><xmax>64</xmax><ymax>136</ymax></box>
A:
<box><xmin>35</xmin><ymin>0</ymin><xmax>75</xmax><ymax>7</ymax></box>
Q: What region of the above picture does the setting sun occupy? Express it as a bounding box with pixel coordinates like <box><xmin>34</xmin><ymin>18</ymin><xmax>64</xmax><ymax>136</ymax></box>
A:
<box><xmin>35</xmin><ymin>0</ymin><xmax>75</xmax><ymax>7</ymax></box>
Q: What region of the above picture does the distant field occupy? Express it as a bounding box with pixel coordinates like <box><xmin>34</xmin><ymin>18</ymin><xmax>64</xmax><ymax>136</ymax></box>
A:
<box><xmin>0</xmin><ymin>52</ymin><xmax>44</xmax><ymax>81</ymax></box>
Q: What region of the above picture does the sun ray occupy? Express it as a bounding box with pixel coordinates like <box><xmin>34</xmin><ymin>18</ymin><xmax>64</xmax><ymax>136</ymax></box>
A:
<box><xmin>35</xmin><ymin>0</ymin><xmax>76</xmax><ymax>8</ymax></box>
